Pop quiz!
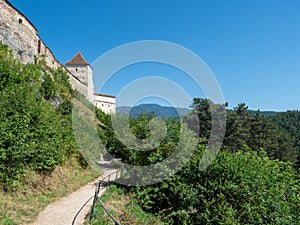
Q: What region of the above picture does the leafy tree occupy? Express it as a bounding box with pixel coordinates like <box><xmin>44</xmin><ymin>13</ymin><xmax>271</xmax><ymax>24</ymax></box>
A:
<box><xmin>222</xmin><ymin>104</ymin><xmax>298</xmax><ymax>166</ymax></box>
<box><xmin>41</xmin><ymin>73</ymin><xmax>57</xmax><ymax>99</ymax></box>
<box><xmin>223</xmin><ymin>103</ymin><xmax>252</xmax><ymax>152</ymax></box>
<box><xmin>185</xmin><ymin>98</ymin><xmax>227</xmax><ymax>144</ymax></box>
<box><xmin>0</xmin><ymin>42</ymin><xmax>80</xmax><ymax>189</ymax></box>
<box><xmin>131</xmin><ymin>100</ymin><xmax>299</xmax><ymax>224</ymax></box>
<box><xmin>248</xmin><ymin>111</ymin><xmax>292</xmax><ymax>160</ymax></box>
<box><xmin>190</xmin><ymin>98</ymin><xmax>212</xmax><ymax>139</ymax></box>
<box><xmin>270</xmin><ymin>110</ymin><xmax>300</xmax><ymax>169</ymax></box>
<box><xmin>136</xmin><ymin>147</ymin><xmax>299</xmax><ymax>224</ymax></box>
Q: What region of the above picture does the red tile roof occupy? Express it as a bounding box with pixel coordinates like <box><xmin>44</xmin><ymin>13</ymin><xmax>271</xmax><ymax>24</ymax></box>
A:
<box><xmin>66</xmin><ymin>52</ymin><xmax>89</xmax><ymax>65</ymax></box>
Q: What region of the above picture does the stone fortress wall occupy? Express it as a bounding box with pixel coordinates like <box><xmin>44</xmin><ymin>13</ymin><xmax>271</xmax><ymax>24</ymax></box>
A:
<box><xmin>0</xmin><ymin>0</ymin><xmax>115</xmax><ymax>113</ymax></box>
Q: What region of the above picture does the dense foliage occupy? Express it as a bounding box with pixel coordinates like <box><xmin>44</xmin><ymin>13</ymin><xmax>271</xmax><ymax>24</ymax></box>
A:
<box><xmin>89</xmin><ymin>185</ymin><xmax>161</xmax><ymax>225</ymax></box>
<box><xmin>0</xmin><ymin>41</ymin><xmax>299</xmax><ymax>224</ymax></box>
<box><xmin>0</xmin><ymin>43</ymin><xmax>79</xmax><ymax>189</ymax></box>
<box><xmin>189</xmin><ymin>98</ymin><xmax>299</xmax><ymax>167</ymax></box>
<box><xmin>270</xmin><ymin>110</ymin><xmax>300</xmax><ymax>169</ymax></box>
<box><xmin>225</xmin><ymin>104</ymin><xmax>298</xmax><ymax>165</ymax></box>
<box><xmin>96</xmin><ymin>110</ymin><xmax>183</xmax><ymax>167</ymax></box>
<box><xmin>95</xmin><ymin>98</ymin><xmax>299</xmax><ymax>224</ymax></box>
<box><xmin>135</xmin><ymin>149</ymin><xmax>299</xmax><ymax>224</ymax></box>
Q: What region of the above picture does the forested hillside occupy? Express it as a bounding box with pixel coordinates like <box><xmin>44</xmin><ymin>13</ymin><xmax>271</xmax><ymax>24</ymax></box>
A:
<box><xmin>117</xmin><ymin>104</ymin><xmax>191</xmax><ymax>117</ymax></box>
<box><xmin>91</xmin><ymin>98</ymin><xmax>300</xmax><ymax>224</ymax></box>
<box><xmin>0</xmin><ymin>41</ymin><xmax>299</xmax><ymax>225</ymax></box>
<box><xmin>270</xmin><ymin>110</ymin><xmax>300</xmax><ymax>169</ymax></box>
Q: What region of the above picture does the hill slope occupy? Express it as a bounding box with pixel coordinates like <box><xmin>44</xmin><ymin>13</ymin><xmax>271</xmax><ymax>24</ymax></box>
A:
<box><xmin>117</xmin><ymin>104</ymin><xmax>191</xmax><ymax>118</ymax></box>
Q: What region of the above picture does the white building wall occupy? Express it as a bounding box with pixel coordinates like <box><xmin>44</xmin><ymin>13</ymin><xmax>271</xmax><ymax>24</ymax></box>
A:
<box><xmin>94</xmin><ymin>95</ymin><xmax>116</xmax><ymax>114</ymax></box>
<box><xmin>87</xmin><ymin>66</ymin><xmax>95</xmax><ymax>103</ymax></box>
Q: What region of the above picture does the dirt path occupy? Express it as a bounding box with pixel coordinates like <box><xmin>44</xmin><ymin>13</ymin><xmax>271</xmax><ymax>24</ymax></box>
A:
<box><xmin>31</xmin><ymin>168</ymin><xmax>118</xmax><ymax>225</ymax></box>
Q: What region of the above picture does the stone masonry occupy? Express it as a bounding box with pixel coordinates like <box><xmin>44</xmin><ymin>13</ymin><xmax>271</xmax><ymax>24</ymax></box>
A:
<box><xmin>0</xmin><ymin>0</ymin><xmax>116</xmax><ymax>113</ymax></box>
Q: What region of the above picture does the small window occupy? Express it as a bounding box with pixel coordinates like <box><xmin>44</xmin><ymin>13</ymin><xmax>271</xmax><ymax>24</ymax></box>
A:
<box><xmin>37</xmin><ymin>40</ymin><xmax>41</xmax><ymax>53</ymax></box>
<box><xmin>19</xmin><ymin>18</ymin><xmax>23</xmax><ymax>24</ymax></box>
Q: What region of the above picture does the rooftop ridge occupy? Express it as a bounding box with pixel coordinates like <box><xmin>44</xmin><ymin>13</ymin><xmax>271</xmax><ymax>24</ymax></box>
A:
<box><xmin>66</xmin><ymin>52</ymin><xmax>89</xmax><ymax>65</ymax></box>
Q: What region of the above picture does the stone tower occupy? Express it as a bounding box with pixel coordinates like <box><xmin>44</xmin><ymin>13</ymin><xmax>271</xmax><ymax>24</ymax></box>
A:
<box><xmin>0</xmin><ymin>0</ymin><xmax>116</xmax><ymax>114</ymax></box>
<box><xmin>65</xmin><ymin>52</ymin><xmax>116</xmax><ymax>114</ymax></box>
<box><xmin>65</xmin><ymin>52</ymin><xmax>95</xmax><ymax>103</ymax></box>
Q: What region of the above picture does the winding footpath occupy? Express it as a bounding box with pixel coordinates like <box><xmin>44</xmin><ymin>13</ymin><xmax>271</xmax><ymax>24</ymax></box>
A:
<box><xmin>31</xmin><ymin>168</ymin><xmax>117</xmax><ymax>225</ymax></box>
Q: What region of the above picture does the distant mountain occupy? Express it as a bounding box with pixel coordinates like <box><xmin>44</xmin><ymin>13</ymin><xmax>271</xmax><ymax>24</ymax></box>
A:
<box><xmin>117</xmin><ymin>104</ymin><xmax>281</xmax><ymax>118</ymax></box>
<box><xmin>248</xmin><ymin>110</ymin><xmax>280</xmax><ymax>117</ymax></box>
<box><xmin>117</xmin><ymin>104</ymin><xmax>191</xmax><ymax>118</ymax></box>
<box><xmin>227</xmin><ymin>109</ymin><xmax>280</xmax><ymax>117</ymax></box>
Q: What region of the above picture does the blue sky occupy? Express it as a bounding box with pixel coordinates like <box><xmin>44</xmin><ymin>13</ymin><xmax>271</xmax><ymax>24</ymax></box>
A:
<box><xmin>9</xmin><ymin>0</ymin><xmax>300</xmax><ymax>111</ymax></box>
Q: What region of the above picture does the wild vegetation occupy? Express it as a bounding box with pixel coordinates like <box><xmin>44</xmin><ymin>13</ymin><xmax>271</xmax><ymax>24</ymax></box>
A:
<box><xmin>0</xmin><ymin>162</ymin><xmax>97</xmax><ymax>225</ymax></box>
<box><xmin>270</xmin><ymin>110</ymin><xmax>300</xmax><ymax>169</ymax></box>
<box><xmin>0</xmin><ymin>41</ymin><xmax>299</xmax><ymax>224</ymax></box>
<box><xmin>87</xmin><ymin>185</ymin><xmax>161</xmax><ymax>225</ymax></box>
<box><xmin>0</xmin><ymin>42</ymin><xmax>98</xmax><ymax>224</ymax></box>
<box><xmin>92</xmin><ymin>99</ymin><xmax>299</xmax><ymax>224</ymax></box>
<box><xmin>0</xmin><ymin>42</ymin><xmax>84</xmax><ymax>189</ymax></box>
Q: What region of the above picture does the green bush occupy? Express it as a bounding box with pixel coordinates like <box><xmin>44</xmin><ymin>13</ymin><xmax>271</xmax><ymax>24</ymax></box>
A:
<box><xmin>0</xmin><ymin>42</ymin><xmax>79</xmax><ymax>189</ymax></box>
<box><xmin>136</xmin><ymin>147</ymin><xmax>299</xmax><ymax>224</ymax></box>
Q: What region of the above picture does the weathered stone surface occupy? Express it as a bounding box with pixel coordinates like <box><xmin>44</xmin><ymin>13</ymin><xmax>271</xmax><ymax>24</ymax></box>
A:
<box><xmin>0</xmin><ymin>0</ymin><xmax>116</xmax><ymax>113</ymax></box>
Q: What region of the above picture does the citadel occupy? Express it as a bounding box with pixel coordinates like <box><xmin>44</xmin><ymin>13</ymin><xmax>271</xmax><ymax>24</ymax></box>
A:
<box><xmin>0</xmin><ymin>0</ymin><xmax>116</xmax><ymax>114</ymax></box>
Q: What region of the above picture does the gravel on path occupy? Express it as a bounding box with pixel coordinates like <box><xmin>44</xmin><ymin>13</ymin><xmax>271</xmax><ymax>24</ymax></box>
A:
<box><xmin>31</xmin><ymin>168</ymin><xmax>117</xmax><ymax>225</ymax></box>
